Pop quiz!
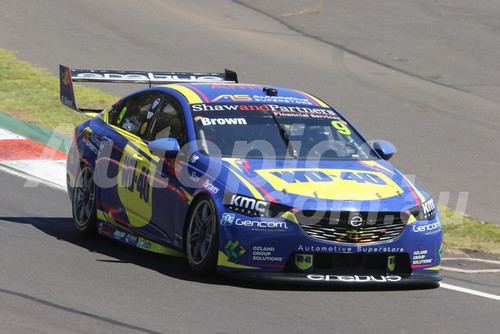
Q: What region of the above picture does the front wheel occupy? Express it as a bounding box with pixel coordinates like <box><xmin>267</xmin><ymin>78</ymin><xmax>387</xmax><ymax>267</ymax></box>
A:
<box><xmin>72</xmin><ymin>165</ymin><xmax>97</xmax><ymax>236</ymax></box>
<box><xmin>186</xmin><ymin>196</ymin><xmax>219</xmax><ymax>274</ymax></box>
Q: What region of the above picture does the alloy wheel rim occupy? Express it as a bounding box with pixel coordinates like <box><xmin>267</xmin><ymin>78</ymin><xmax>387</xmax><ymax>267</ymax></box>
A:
<box><xmin>188</xmin><ymin>200</ymin><xmax>214</xmax><ymax>265</ymax></box>
<box><xmin>73</xmin><ymin>167</ymin><xmax>95</xmax><ymax>227</ymax></box>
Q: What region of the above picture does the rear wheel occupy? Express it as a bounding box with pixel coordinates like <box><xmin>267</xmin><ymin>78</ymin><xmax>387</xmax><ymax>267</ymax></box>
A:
<box><xmin>186</xmin><ymin>196</ymin><xmax>219</xmax><ymax>274</ymax></box>
<box><xmin>72</xmin><ymin>165</ymin><xmax>97</xmax><ymax>236</ymax></box>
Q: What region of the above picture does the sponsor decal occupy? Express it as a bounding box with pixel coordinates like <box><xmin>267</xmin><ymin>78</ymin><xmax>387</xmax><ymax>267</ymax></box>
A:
<box><xmin>307</xmin><ymin>274</ymin><xmax>402</xmax><ymax>282</ymax></box>
<box><xmin>297</xmin><ymin>245</ymin><xmax>404</xmax><ymax>253</ymax></box>
<box><xmin>212</xmin><ymin>94</ymin><xmax>253</xmax><ymax>102</ymax></box>
<box><xmin>250</xmin><ymin>246</ymin><xmax>285</xmax><ymax>263</ymax></box>
<box><xmin>198</xmin><ymin>117</ymin><xmax>247</xmax><ymax>125</ymax></box>
<box><xmin>151</xmin><ymin>98</ymin><xmax>161</xmax><ymax>110</ymax></box>
<box><xmin>117</xmin><ymin>145</ymin><xmax>157</xmax><ymax>228</ymax></box>
<box><xmin>412</xmin><ymin>250</ymin><xmax>433</xmax><ymax>266</ymax></box>
<box><xmin>82</xmin><ymin>132</ymin><xmax>101</xmax><ymax>155</ymax></box>
<box><xmin>120</xmin><ymin>155</ymin><xmax>151</xmax><ymax>204</ymax></box>
<box><xmin>189</xmin><ymin>172</ymin><xmax>219</xmax><ymax>194</ymax></box>
<box><xmin>113</xmin><ymin>230</ymin><xmax>126</xmax><ymax>239</ymax></box>
<box><xmin>190</xmin><ymin>171</ymin><xmax>200</xmax><ymax>183</ymax></box>
<box><xmin>224</xmin><ymin>240</ymin><xmax>246</xmax><ymax>262</ymax></box>
<box><xmin>203</xmin><ymin>179</ymin><xmax>219</xmax><ymax>194</ymax></box>
<box><xmin>255</xmin><ymin>168</ymin><xmax>402</xmax><ymax>201</ymax></box>
<box><xmin>220</xmin><ymin>212</ymin><xmax>236</xmax><ymax>226</ymax></box>
<box><xmin>147</xmin><ymin>111</ymin><xmax>154</xmax><ymax>120</ymax></box>
<box><xmin>210</xmin><ymin>85</ymin><xmax>261</xmax><ymax>90</ymax></box>
<box><xmin>356</xmin><ymin>246</ymin><xmax>405</xmax><ymax>253</ymax></box>
<box><xmin>112</xmin><ymin>230</ymin><xmax>138</xmax><ymax>245</ymax></box>
<box><xmin>192</xmin><ymin>104</ymin><xmax>239</xmax><ymax>112</ymax></box>
<box><xmin>138</xmin><ymin>239</ymin><xmax>152</xmax><ymax>249</ymax></box>
<box><xmin>190</xmin><ymin>103</ymin><xmax>337</xmax><ymax>118</ymax></box>
<box><xmin>387</xmin><ymin>255</ymin><xmax>396</xmax><ymax>272</ymax></box>
<box><xmin>295</xmin><ymin>254</ymin><xmax>313</xmax><ymax>270</ymax></box>
<box><xmin>233</xmin><ymin>218</ymin><xmax>288</xmax><ymax>231</ymax></box>
<box><xmin>75</xmin><ymin>72</ymin><xmax>225</xmax><ymax>82</ymax></box>
<box><xmin>251</xmin><ymin>95</ymin><xmax>313</xmax><ymax>105</ymax></box>
<box><xmin>189</xmin><ymin>154</ymin><xmax>200</xmax><ymax>164</ymax></box>
<box><xmin>422</xmin><ymin>199</ymin><xmax>436</xmax><ymax>216</ymax></box>
<box><xmin>298</xmin><ymin>245</ymin><xmax>354</xmax><ymax>253</ymax></box>
<box><xmin>412</xmin><ymin>221</ymin><xmax>441</xmax><ymax>234</ymax></box>
<box><xmin>227</xmin><ymin>194</ymin><xmax>269</xmax><ymax>215</ymax></box>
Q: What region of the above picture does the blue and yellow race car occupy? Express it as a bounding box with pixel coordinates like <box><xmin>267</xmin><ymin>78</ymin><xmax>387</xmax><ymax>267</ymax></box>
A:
<box><xmin>61</xmin><ymin>65</ymin><xmax>442</xmax><ymax>286</ymax></box>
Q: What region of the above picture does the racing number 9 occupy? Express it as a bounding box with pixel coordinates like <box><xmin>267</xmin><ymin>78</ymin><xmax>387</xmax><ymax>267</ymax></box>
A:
<box><xmin>331</xmin><ymin>121</ymin><xmax>351</xmax><ymax>135</ymax></box>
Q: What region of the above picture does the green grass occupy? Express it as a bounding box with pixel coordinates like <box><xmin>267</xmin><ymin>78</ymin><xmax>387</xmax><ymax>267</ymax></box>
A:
<box><xmin>0</xmin><ymin>49</ymin><xmax>117</xmax><ymax>135</ymax></box>
<box><xmin>440</xmin><ymin>205</ymin><xmax>500</xmax><ymax>254</ymax></box>
<box><xmin>1</xmin><ymin>48</ymin><xmax>499</xmax><ymax>254</ymax></box>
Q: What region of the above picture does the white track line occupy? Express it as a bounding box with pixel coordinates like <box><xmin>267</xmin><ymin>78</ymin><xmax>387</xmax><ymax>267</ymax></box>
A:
<box><xmin>440</xmin><ymin>283</ymin><xmax>500</xmax><ymax>301</ymax></box>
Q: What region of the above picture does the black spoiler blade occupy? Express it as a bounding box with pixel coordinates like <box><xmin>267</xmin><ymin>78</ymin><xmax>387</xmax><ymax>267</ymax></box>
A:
<box><xmin>59</xmin><ymin>65</ymin><xmax>238</xmax><ymax>114</ymax></box>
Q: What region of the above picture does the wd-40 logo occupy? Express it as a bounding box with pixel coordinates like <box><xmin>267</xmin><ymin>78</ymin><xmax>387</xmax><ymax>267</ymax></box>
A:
<box><xmin>256</xmin><ymin>168</ymin><xmax>402</xmax><ymax>201</ymax></box>
<box><xmin>224</xmin><ymin>240</ymin><xmax>246</xmax><ymax>261</ymax></box>
<box><xmin>295</xmin><ymin>254</ymin><xmax>313</xmax><ymax>271</ymax></box>
<box><xmin>269</xmin><ymin>170</ymin><xmax>386</xmax><ymax>185</ymax></box>
<box><xmin>220</xmin><ymin>213</ymin><xmax>235</xmax><ymax>226</ymax></box>
<box><xmin>211</xmin><ymin>94</ymin><xmax>252</xmax><ymax>102</ymax></box>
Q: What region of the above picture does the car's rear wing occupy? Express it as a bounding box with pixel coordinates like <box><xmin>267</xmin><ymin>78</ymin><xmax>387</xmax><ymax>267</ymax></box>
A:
<box><xmin>59</xmin><ymin>65</ymin><xmax>238</xmax><ymax>114</ymax></box>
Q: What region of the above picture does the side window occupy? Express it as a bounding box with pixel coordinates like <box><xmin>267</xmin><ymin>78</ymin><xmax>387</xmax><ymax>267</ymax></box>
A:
<box><xmin>149</xmin><ymin>99</ymin><xmax>186</xmax><ymax>146</ymax></box>
<box><xmin>109</xmin><ymin>93</ymin><xmax>162</xmax><ymax>139</ymax></box>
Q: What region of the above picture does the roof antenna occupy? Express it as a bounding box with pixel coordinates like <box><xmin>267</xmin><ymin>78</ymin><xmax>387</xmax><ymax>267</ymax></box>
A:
<box><xmin>263</xmin><ymin>87</ymin><xmax>278</xmax><ymax>96</ymax></box>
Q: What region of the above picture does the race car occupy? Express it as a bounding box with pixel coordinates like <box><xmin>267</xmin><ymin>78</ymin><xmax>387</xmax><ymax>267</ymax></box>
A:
<box><xmin>61</xmin><ymin>65</ymin><xmax>442</xmax><ymax>286</ymax></box>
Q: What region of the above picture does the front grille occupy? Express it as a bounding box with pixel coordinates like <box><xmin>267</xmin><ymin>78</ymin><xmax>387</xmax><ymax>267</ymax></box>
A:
<box><xmin>297</xmin><ymin>211</ymin><xmax>409</xmax><ymax>244</ymax></box>
<box><xmin>310</xmin><ymin>253</ymin><xmax>412</xmax><ymax>275</ymax></box>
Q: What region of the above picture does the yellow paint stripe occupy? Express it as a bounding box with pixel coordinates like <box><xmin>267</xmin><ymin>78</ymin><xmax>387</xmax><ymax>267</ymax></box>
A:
<box><xmin>181</xmin><ymin>188</ymin><xmax>194</xmax><ymax>204</ymax></box>
<box><xmin>407</xmin><ymin>215</ymin><xmax>417</xmax><ymax>225</ymax></box>
<box><xmin>370</xmin><ymin>161</ymin><xmax>395</xmax><ymax>175</ymax></box>
<box><xmin>402</xmin><ymin>174</ymin><xmax>426</xmax><ymax>203</ymax></box>
<box><xmin>222</xmin><ymin>158</ymin><xmax>243</xmax><ymax>173</ymax></box>
<box><xmin>167</xmin><ymin>84</ymin><xmax>203</xmax><ymax>104</ymax></box>
<box><xmin>229</xmin><ymin>169</ymin><xmax>263</xmax><ymax>200</ymax></box>
<box><xmin>97</xmin><ymin>209</ymin><xmax>184</xmax><ymax>257</ymax></box>
<box><xmin>137</xmin><ymin>237</ymin><xmax>185</xmax><ymax>257</ymax></box>
<box><xmin>301</xmin><ymin>92</ymin><xmax>330</xmax><ymax>108</ymax></box>
<box><xmin>217</xmin><ymin>251</ymin><xmax>259</xmax><ymax>269</ymax></box>
<box><xmin>424</xmin><ymin>266</ymin><xmax>441</xmax><ymax>271</ymax></box>
<box><xmin>281</xmin><ymin>211</ymin><xmax>298</xmax><ymax>224</ymax></box>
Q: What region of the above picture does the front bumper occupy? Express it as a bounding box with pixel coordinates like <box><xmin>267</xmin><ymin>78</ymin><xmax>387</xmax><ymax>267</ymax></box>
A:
<box><xmin>216</xmin><ymin>210</ymin><xmax>443</xmax><ymax>284</ymax></box>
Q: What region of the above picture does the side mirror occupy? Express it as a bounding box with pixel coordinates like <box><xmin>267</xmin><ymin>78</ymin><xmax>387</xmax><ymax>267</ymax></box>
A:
<box><xmin>148</xmin><ymin>138</ymin><xmax>180</xmax><ymax>158</ymax></box>
<box><xmin>372</xmin><ymin>140</ymin><xmax>396</xmax><ymax>160</ymax></box>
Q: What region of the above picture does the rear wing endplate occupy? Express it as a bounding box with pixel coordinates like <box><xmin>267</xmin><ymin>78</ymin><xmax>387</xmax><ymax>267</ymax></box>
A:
<box><xmin>59</xmin><ymin>65</ymin><xmax>238</xmax><ymax>114</ymax></box>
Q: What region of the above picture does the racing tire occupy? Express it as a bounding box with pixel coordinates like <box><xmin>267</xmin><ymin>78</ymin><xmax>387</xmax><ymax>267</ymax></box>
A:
<box><xmin>72</xmin><ymin>165</ymin><xmax>97</xmax><ymax>236</ymax></box>
<box><xmin>186</xmin><ymin>196</ymin><xmax>219</xmax><ymax>274</ymax></box>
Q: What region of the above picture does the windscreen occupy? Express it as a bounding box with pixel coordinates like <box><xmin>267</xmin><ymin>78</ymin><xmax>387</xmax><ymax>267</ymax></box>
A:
<box><xmin>191</xmin><ymin>103</ymin><xmax>378</xmax><ymax>160</ymax></box>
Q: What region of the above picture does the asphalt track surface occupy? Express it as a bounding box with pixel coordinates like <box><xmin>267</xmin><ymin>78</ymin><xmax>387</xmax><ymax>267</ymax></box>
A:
<box><xmin>1</xmin><ymin>0</ymin><xmax>499</xmax><ymax>223</ymax></box>
<box><xmin>1</xmin><ymin>1</ymin><xmax>499</xmax><ymax>333</ymax></box>
<box><xmin>0</xmin><ymin>170</ymin><xmax>499</xmax><ymax>333</ymax></box>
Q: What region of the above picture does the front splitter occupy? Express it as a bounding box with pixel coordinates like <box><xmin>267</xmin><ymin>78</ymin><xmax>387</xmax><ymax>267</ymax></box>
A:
<box><xmin>221</xmin><ymin>272</ymin><xmax>442</xmax><ymax>288</ymax></box>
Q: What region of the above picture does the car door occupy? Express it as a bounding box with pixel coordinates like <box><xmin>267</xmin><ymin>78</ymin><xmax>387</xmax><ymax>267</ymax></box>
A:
<box><xmin>145</xmin><ymin>96</ymin><xmax>190</xmax><ymax>248</ymax></box>
<box><xmin>101</xmin><ymin>92</ymin><xmax>163</xmax><ymax>234</ymax></box>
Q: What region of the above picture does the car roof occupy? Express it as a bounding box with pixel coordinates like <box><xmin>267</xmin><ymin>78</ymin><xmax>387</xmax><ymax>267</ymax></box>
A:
<box><xmin>158</xmin><ymin>83</ymin><xmax>332</xmax><ymax>108</ymax></box>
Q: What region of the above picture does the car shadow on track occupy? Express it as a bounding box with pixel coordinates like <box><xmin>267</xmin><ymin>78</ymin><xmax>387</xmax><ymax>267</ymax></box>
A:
<box><xmin>1</xmin><ymin>215</ymin><xmax>438</xmax><ymax>292</ymax></box>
